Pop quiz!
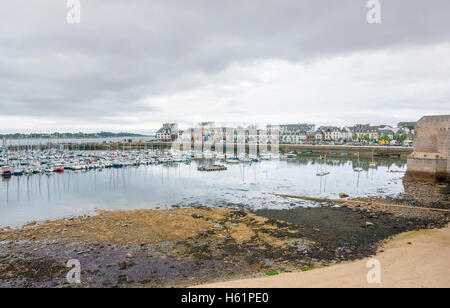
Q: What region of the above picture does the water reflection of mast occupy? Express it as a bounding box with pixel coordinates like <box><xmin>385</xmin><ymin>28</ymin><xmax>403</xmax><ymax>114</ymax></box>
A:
<box><xmin>319</xmin><ymin>175</ymin><xmax>322</xmax><ymax>193</ymax></box>
<box><xmin>27</xmin><ymin>175</ymin><xmax>30</xmax><ymax>201</ymax></box>
<box><xmin>6</xmin><ymin>178</ymin><xmax>9</xmax><ymax>203</ymax></box>
<box><xmin>16</xmin><ymin>176</ymin><xmax>20</xmax><ymax>202</ymax></box>
<box><xmin>318</xmin><ymin>173</ymin><xmax>327</xmax><ymax>193</ymax></box>
<box><xmin>123</xmin><ymin>167</ymin><xmax>128</xmax><ymax>190</ymax></box>
<box><xmin>47</xmin><ymin>174</ymin><xmax>51</xmax><ymax>201</ymax></box>
<box><xmin>55</xmin><ymin>171</ymin><xmax>61</xmax><ymax>199</ymax></box>
<box><xmin>240</xmin><ymin>164</ymin><xmax>245</xmax><ymax>183</ymax></box>
<box><xmin>108</xmin><ymin>168</ymin><xmax>113</xmax><ymax>190</ymax></box>
<box><xmin>38</xmin><ymin>174</ymin><xmax>42</xmax><ymax>197</ymax></box>
<box><xmin>67</xmin><ymin>170</ymin><xmax>72</xmax><ymax>193</ymax></box>
<box><xmin>356</xmin><ymin>170</ymin><xmax>360</xmax><ymax>188</ymax></box>
<box><xmin>112</xmin><ymin>169</ymin><xmax>116</xmax><ymax>192</ymax></box>
<box><xmin>94</xmin><ymin>169</ymin><xmax>97</xmax><ymax>191</ymax></box>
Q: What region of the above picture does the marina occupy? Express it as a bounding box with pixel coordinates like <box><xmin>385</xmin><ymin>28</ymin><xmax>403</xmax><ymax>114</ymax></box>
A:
<box><xmin>0</xmin><ymin>146</ymin><xmax>407</xmax><ymax>227</ymax></box>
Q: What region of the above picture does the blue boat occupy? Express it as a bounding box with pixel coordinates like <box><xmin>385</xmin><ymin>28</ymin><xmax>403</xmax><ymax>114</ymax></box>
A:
<box><xmin>1</xmin><ymin>168</ymin><xmax>12</xmax><ymax>177</ymax></box>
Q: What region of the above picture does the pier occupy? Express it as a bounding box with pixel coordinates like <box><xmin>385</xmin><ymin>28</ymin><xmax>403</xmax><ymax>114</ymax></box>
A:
<box><xmin>197</xmin><ymin>165</ymin><xmax>227</xmax><ymax>172</ymax></box>
<box><xmin>278</xmin><ymin>144</ymin><xmax>412</xmax><ymax>159</ymax></box>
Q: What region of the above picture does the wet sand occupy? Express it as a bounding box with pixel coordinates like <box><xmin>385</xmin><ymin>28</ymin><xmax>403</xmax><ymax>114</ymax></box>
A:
<box><xmin>197</xmin><ymin>225</ymin><xmax>450</xmax><ymax>288</ymax></box>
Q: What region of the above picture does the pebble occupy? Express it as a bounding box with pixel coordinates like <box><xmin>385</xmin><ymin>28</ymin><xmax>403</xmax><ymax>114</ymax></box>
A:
<box><xmin>118</xmin><ymin>261</ymin><xmax>128</xmax><ymax>270</ymax></box>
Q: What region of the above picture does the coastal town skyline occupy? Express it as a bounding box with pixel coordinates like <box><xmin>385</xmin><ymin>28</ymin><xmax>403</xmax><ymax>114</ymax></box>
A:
<box><xmin>0</xmin><ymin>120</ymin><xmax>416</xmax><ymax>137</ymax></box>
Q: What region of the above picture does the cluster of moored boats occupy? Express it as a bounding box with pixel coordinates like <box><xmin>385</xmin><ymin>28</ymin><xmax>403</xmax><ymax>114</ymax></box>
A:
<box><xmin>0</xmin><ymin>148</ymin><xmax>376</xmax><ymax>179</ymax></box>
<box><xmin>0</xmin><ymin>149</ymin><xmax>286</xmax><ymax>178</ymax></box>
<box><xmin>0</xmin><ymin>149</ymin><xmax>189</xmax><ymax>177</ymax></box>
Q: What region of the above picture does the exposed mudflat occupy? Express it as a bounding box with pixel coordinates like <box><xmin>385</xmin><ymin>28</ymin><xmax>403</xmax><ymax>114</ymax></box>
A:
<box><xmin>0</xmin><ymin>186</ymin><xmax>448</xmax><ymax>287</ymax></box>
<box><xmin>198</xmin><ymin>225</ymin><xmax>450</xmax><ymax>288</ymax></box>
<box><xmin>0</xmin><ymin>208</ymin><xmax>325</xmax><ymax>287</ymax></box>
<box><xmin>256</xmin><ymin>204</ymin><xmax>448</xmax><ymax>262</ymax></box>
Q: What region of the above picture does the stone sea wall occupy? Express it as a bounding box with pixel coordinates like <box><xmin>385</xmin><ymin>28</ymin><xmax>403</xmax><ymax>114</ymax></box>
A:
<box><xmin>405</xmin><ymin>115</ymin><xmax>449</xmax><ymax>182</ymax></box>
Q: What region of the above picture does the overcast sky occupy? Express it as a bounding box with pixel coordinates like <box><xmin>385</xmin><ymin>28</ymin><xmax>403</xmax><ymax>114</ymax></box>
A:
<box><xmin>1</xmin><ymin>0</ymin><xmax>449</xmax><ymax>134</ymax></box>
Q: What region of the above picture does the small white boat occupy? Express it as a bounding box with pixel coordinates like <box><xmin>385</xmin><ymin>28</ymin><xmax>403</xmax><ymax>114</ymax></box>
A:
<box><xmin>316</xmin><ymin>171</ymin><xmax>330</xmax><ymax>176</ymax></box>
<box><xmin>259</xmin><ymin>153</ymin><xmax>272</xmax><ymax>160</ymax></box>
<box><xmin>354</xmin><ymin>152</ymin><xmax>364</xmax><ymax>172</ymax></box>
<box><xmin>239</xmin><ymin>156</ymin><xmax>252</xmax><ymax>163</ymax></box>
<box><xmin>316</xmin><ymin>155</ymin><xmax>330</xmax><ymax>176</ymax></box>
<box><xmin>226</xmin><ymin>157</ymin><xmax>240</xmax><ymax>164</ymax></box>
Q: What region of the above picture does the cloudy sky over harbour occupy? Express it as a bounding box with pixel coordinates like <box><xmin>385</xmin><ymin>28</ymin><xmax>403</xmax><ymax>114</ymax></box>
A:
<box><xmin>0</xmin><ymin>0</ymin><xmax>449</xmax><ymax>133</ymax></box>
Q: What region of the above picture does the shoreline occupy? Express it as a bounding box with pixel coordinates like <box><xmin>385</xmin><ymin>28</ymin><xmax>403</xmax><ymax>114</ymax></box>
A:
<box><xmin>196</xmin><ymin>224</ymin><xmax>450</xmax><ymax>288</ymax></box>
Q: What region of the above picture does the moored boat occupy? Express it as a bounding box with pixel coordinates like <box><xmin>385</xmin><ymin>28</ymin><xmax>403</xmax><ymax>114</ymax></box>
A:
<box><xmin>1</xmin><ymin>167</ymin><xmax>12</xmax><ymax>177</ymax></box>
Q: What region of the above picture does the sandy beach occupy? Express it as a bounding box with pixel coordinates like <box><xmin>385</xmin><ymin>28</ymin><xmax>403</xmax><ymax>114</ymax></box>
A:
<box><xmin>198</xmin><ymin>224</ymin><xmax>450</xmax><ymax>288</ymax></box>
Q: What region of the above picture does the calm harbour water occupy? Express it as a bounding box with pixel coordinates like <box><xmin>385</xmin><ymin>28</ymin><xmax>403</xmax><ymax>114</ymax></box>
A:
<box><xmin>0</xmin><ymin>156</ymin><xmax>407</xmax><ymax>227</ymax></box>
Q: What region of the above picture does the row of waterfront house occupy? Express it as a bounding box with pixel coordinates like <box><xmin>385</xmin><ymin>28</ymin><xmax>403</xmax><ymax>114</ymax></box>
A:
<box><xmin>156</xmin><ymin>122</ymin><xmax>415</xmax><ymax>145</ymax></box>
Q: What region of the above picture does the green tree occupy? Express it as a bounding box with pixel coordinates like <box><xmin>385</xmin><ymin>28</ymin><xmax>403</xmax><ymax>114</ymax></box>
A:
<box><xmin>380</xmin><ymin>134</ymin><xmax>392</xmax><ymax>142</ymax></box>
<box><xmin>394</xmin><ymin>134</ymin><xmax>407</xmax><ymax>142</ymax></box>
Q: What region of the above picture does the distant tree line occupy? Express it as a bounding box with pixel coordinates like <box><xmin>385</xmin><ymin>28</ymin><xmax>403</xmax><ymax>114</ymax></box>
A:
<box><xmin>0</xmin><ymin>131</ymin><xmax>147</xmax><ymax>139</ymax></box>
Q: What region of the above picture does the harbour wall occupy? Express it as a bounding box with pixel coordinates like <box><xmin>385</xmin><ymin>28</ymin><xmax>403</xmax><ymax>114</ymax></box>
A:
<box><xmin>278</xmin><ymin>144</ymin><xmax>411</xmax><ymax>159</ymax></box>
<box><xmin>6</xmin><ymin>142</ymin><xmax>413</xmax><ymax>159</ymax></box>
<box><xmin>405</xmin><ymin>115</ymin><xmax>450</xmax><ymax>182</ymax></box>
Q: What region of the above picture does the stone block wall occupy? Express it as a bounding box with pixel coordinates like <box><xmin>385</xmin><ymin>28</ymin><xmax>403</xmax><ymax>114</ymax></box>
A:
<box><xmin>406</xmin><ymin>115</ymin><xmax>449</xmax><ymax>182</ymax></box>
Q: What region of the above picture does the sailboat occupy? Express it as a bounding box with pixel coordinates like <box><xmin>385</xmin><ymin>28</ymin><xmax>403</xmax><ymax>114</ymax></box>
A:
<box><xmin>369</xmin><ymin>150</ymin><xmax>377</xmax><ymax>168</ymax></box>
<box><xmin>12</xmin><ymin>161</ymin><xmax>24</xmax><ymax>176</ymax></box>
<box><xmin>354</xmin><ymin>152</ymin><xmax>363</xmax><ymax>172</ymax></box>
<box><xmin>316</xmin><ymin>155</ymin><xmax>330</xmax><ymax>176</ymax></box>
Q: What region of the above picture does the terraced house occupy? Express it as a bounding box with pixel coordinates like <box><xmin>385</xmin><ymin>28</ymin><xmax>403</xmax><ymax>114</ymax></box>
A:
<box><xmin>156</xmin><ymin>123</ymin><xmax>179</xmax><ymax>142</ymax></box>
<box><xmin>350</xmin><ymin>124</ymin><xmax>380</xmax><ymax>141</ymax></box>
<box><xmin>279</xmin><ymin>124</ymin><xmax>315</xmax><ymax>144</ymax></box>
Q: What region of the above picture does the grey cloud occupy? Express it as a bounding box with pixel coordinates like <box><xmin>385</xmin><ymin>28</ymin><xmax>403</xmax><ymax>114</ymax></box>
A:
<box><xmin>0</xmin><ymin>0</ymin><xmax>449</xmax><ymax>128</ymax></box>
